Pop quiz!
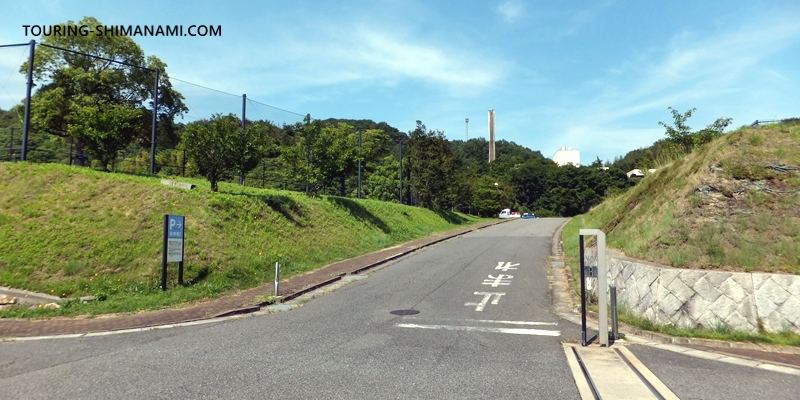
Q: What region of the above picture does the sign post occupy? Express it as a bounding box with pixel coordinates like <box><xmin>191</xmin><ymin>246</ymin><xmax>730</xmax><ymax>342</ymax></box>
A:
<box><xmin>579</xmin><ymin>229</ymin><xmax>608</xmax><ymax>346</ymax></box>
<box><xmin>162</xmin><ymin>214</ymin><xmax>185</xmax><ymax>290</ymax></box>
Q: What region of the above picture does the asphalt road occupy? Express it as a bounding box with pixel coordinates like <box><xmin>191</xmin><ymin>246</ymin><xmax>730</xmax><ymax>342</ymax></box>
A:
<box><xmin>1</xmin><ymin>218</ymin><xmax>588</xmax><ymax>399</ymax></box>
<box><xmin>627</xmin><ymin>344</ymin><xmax>800</xmax><ymax>400</ymax></box>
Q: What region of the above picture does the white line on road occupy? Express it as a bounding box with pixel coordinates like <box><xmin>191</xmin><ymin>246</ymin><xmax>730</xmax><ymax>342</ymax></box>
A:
<box><xmin>468</xmin><ymin>319</ymin><xmax>558</xmax><ymax>326</ymax></box>
<box><xmin>403</xmin><ymin>317</ymin><xmax>558</xmax><ymax>326</ymax></box>
<box><xmin>396</xmin><ymin>323</ymin><xmax>561</xmax><ymax>336</ymax></box>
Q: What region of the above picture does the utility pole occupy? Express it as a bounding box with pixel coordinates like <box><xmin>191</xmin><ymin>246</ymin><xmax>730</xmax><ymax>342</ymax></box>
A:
<box><xmin>357</xmin><ymin>130</ymin><xmax>362</xmax><ymax>199</ymax></box>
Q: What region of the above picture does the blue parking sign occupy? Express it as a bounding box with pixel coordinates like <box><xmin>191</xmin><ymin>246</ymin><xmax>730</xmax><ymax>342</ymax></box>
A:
<box><xmin>168</xmin><ymin>215</ymin><xmax>184</xmax><ymax>239</ymax></box>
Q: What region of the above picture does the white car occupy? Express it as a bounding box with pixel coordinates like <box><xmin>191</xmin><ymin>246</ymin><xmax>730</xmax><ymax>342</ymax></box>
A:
<box><xmin>499</xmin><ymin>209</ymin><xmax>521</xmax><ymax>219</ymax></box>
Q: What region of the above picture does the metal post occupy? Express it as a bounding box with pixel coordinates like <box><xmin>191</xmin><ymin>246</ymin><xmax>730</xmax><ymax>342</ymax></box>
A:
<box><xmin>357</xmin><ymin>130</ymin><xmax>362</xmax><ymax>199</ymax></box>
<box><xmin>8</xmin><ymin>127</ymin><xmax>13</xmax><ymax>161</ymax></box>
<box><xmin>150</xmin><ymin>69</ymin><xmax>160</xmax><ymax>174</ymax></box>
<box><xmin>580</xmin><ymin>229</ymin><xmax>608</xmax><ymax>346</ymax></box>
<box><xmin>398</xmin><ymin>141</ymin><xmax>403</xmax><ymax>204</ymax></box>
<box><xmin>274</xmin><ymin>262</ymin><xmax>280</xmax><ymax>296</ymax></box>
<box><xmin>597</xmin><ymin>231</ymin><xmax>608</xmax><ymax>346</ymax></box>
<box><xmin>240</xmin><ymin>94</ymin><xmax>246</xmax><ymax>185</ymax></box>
<box><xmin>182</xmin><ymin>148</ymin><xmax>186</xmax><ymax>176</ymax></box>
<box><xmin>611</xmin><ymin>285</ymin><xmax>618</xmax><ymax>341</ymax></box>
<box><xmin>161</xmin><ymin>214</ymin><xmax>168</xmax><ymax>291</ymax></box>
<box><xmin>579</xmin><ymin>235</ymin><xmax>587</xmax><ymax>346</ymax></box>
<box><xmin>22</xmin><ymin>40</ymin><xmax>35</xmax><ymax>162</ymax></box>
<box><xmin>69</xmin><ymin>137</ymin><xmax>74</xmax><ymax>165</ymax></box>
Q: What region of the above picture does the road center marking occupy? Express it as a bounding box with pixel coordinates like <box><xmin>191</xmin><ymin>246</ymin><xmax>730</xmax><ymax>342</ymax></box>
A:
<box><xmin>396</xmin><ymin>323</ymin><xmax>561</xmax><ymax>337</ymax></box>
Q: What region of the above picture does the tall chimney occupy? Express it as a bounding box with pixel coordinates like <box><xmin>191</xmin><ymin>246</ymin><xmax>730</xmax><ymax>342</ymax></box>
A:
<box><xmin>488</xmin><ymin>109</ymin><xmax>496</xmax><ymax>162</ymax></box>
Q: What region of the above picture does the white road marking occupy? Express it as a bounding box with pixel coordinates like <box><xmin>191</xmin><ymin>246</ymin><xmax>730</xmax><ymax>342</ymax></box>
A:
<box><xmin>482</xmin><ymin>274</ymin><xmax>513</xmax><ymax>287</ymax></box>
<box><xmin>464</xmin><ymin>292</ymin><xmax>505</xmax><ymax>311</ymax></box>
<box><xmin>495</xmin><ymin>262</ymin><xmax>519</xmax><ymax>271</ymax></box>
<box><xmin>396</xmin><ymin>323</ymin><xmax>561</xmax><ymax>336</ymax></box>
<box><xmin>468</xmin><ymin>319</ymin><xmax>558</xmax><ymax>326</ymax></box>
<box><xmin>404</xmin><ymin>317</ymin><xmax>558</xmax><ymax>326</ymax></box>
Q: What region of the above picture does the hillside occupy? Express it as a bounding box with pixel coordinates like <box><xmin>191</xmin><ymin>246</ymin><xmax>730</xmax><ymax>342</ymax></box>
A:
<box><xmin>0</xmin><ymin>163</ymin><xmax>482</xmax><ymax>316</ymax></box>
<box><xmin>565</xmin><ymin>120</ymin><xmax>800</xmax><ymax>273</ymax></box>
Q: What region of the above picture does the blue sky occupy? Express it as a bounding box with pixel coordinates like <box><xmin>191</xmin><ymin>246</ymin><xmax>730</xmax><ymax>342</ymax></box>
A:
<box><xmin>1</xmin><ymin>0</ymin><xmax>798</xmax><ymax>163</ymax></box>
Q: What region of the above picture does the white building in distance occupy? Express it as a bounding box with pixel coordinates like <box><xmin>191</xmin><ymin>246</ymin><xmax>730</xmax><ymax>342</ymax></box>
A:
<box><xmin>553</xmin><ymin>146</ymin><xmax>580</xmax><ymax>166</ymax></box>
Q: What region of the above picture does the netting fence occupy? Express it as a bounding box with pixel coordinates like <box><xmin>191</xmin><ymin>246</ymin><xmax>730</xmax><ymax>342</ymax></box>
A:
<box><xmin>0</xmin><ymin>41</ymin><xmax>308</xmax><ymax>191</ymax></box>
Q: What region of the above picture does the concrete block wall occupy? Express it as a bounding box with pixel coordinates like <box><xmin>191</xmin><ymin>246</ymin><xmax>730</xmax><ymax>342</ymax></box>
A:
<box><xmin>583</xmin><ymin>249</ymin><xmax>800</xmax><ymax>334</ymax></box>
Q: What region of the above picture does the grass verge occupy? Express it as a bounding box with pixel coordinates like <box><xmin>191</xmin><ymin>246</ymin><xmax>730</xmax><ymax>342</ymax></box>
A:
<box><xmin>0</xmin><ymin>162</ymin><xmax>485</xmax><ymax>318</ymax></box>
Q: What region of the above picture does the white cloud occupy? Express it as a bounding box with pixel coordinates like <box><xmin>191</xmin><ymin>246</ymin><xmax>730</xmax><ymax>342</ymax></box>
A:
<box><xmin>497</xmin><ymin>1</ymin><xmax>526</xmax><ymax>23</ymax></box>
<box><xmin>541</xmin><ymin>14</ymin><xmax>800</xmax><ymax>162</ymax></box>
<box><xmin>235</xmin><ymin>24</ymin><xmax>506</xmax><ymax>97</ymax></box>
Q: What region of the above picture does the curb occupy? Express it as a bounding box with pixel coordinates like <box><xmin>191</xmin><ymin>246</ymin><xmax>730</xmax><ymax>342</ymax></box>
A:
<box><xmin>1</xmin><ymin>219</ymin><xmax>507</xmax><ymax>340</ymax></box>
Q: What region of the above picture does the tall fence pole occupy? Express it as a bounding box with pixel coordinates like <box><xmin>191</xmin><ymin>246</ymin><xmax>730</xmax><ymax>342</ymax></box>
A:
<box><xmin>22</xmin><ymin>40</ymin><xmax>35</xmax><ymax>161</ymax></box>
<box><xmin>240</xmin><ymin>93</ymin><xmax>246</xmax><ymax>185</ymax></box>
<box><xmin>149</xmin><ymin>69</ymin><xmax>160</xmax><ymax>174</ymax></box>
<box><xmin>357</xmin><ymin>130</ymin><xmax>362</xmax><ymax>199</ymax></box>
<box><xmin>398</xmin><ymin>141</ymin><xmax>403</xmax><ymax>204</ymax></box>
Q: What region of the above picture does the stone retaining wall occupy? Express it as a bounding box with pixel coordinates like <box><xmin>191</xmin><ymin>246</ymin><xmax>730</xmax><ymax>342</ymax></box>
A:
<box><xmin>583</xmin><ymin>249</ymin><xmax>800</xmax><ymax>334</ymax></box>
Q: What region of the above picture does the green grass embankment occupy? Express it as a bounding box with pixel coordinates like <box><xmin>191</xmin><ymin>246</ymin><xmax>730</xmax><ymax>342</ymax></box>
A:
<box><xmin>561</xmin><ymin>120</ymin><xmax>800</xmax><ymax>345</ymax></box>
<box><xmin>0</xmin><ymin>162</ymin><xmax>483</xmax><ymax>317</ymax></box>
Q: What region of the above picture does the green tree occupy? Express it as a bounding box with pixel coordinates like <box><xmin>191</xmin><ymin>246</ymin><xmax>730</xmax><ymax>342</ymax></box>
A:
<box><xmin>365</xmin><ymin>155</ymin><xmax>401</xmax><ymax>202</ymax></box>
<box><xmin>472</xmin><ymin>177</ymin><xmax>515</xmax><ymax>217</ymax></box>
<box><xmin>659</xmin><ymin>107</ymin><xmax>731</xmax><ymax>153</ymax></box>
<box><xmin>281</xmin><ymin>117</ymin><xmax>361</xmax><ymax>196</ymax></box>
<box><xmin>407</xmin><ymin>121</ymin><xmax>457</xmax><ymax>208</ymax></box>
<box><xmin>183</xmin><ymin>114</ymin><xmax>243</xmax><ymax>191</ymax></box>
<box><xmin>235</xmin><ymin>120</ymin><xmax>275</xmax><ymax>185</ymax></box>
<box><xmin>22</xmin><ymin>16</ymin><xmax>186</xmax><ymax>170</ymax></box>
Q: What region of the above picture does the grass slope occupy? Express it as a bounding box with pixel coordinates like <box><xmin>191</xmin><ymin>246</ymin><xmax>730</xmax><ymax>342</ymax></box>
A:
<box><xmin>565</xmin><ymin>120</ymin><xmax>800</xmax><ymax>275</ymax></box>
<box><xmin>562</xmin><ymin>120</ymin><xmax>800</xmax><ymax>345</ymax></box>
<box><xmin>0</xmin><ymin>162</ymin><xmax>483</xmax><ymax>317</ymax></box>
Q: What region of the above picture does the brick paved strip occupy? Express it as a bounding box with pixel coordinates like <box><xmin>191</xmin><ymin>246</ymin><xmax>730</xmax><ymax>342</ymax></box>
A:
<box><xmin>0</xmin><ymin>220</ymin><xmax>506</xmax><ymax>338</ymax></box>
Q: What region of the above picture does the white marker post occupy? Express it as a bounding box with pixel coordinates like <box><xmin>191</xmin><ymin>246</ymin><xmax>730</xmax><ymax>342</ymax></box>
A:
<box><xmin>579</xmin><ymin>229</ymin><xmax>608</xmax><ymax>346</ymax></box>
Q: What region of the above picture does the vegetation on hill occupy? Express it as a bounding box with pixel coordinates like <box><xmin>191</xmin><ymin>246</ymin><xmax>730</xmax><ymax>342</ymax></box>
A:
<box><xmin>0</xmin><ymin>162</ymin><xmax>482</xmax><ymax>317</ymax></box>
<box><xmin>565</xmin><ymin>120</ymin><xmax>800</xmax><ymax>274</ymax></box>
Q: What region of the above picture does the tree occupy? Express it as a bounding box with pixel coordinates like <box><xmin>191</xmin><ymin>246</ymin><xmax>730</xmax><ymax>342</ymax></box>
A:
<box><xmin>235</xmin><ymin>120</ymin><xmax>275</xmax><ymax>185</ymax></box>
<box><xmin>659</xmin><ymin>107</ymin><xmax>732</xmax><ymax>153</ymax></box>
<box><xmin>281</xmin><ymin>117</ymin><xmax>359</xmax><ymax>196</ymax></box>
<box><xmin>22</xmin><ymin>16</ymin><xmax>186</xmax><ymax>170</ymax></box>
<box><xmin>183</xmin><ymin>114</ymin><xmax>266</xmax><ymax>192</ymax></box>
<box><xmin>365</xmin><ymin>155</ymin><xmax>401</xmax><ymax>202</ymax></box>
<box><xmin>472</xmin><ymin>177</ymin><xmax>515</xmax><ymax>217</ymax></box>
<box><xmin>407</xmin><ymin>121</ymin><xmax>457</xmax><ymax>208</ymax></box>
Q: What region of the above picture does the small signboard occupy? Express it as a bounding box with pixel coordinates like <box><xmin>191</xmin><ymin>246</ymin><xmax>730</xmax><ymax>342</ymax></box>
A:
<box><xmin>167</xmin><ymin>215</ymin><xmax>184</xmax><ymax>262</ymax></box>
<box><xmin>583</xmin><ymin>266</ymin><xmax>598</xmax><ymax>278</ymax></box>
<box><xmin>162</xmin><ymin>214</ymin><xmax>186</xmax><ymax>290</ymax></box>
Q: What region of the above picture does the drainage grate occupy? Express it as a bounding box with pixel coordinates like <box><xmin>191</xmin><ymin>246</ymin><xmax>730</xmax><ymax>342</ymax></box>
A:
<box><xmin>390</xmin><ymin>309</ymin><xmax>420</xmax><ymax>315</ymax></box>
